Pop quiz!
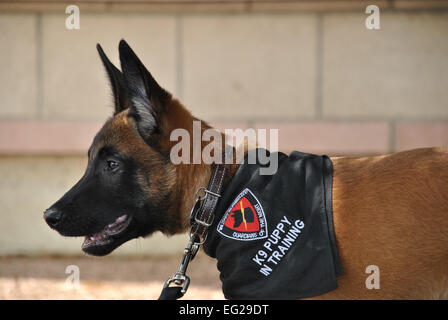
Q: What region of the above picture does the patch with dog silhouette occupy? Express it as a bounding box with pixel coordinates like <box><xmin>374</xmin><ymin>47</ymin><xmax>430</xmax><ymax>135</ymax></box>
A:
<box><xmin>217</xmin><ymin>188</ymin><xmax>268</xmax><ymax>241</ymax></box>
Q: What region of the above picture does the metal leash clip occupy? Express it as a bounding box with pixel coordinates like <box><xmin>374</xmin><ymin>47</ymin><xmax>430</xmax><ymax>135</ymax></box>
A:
<box><xmin>163</xmin><ymin>235</ymin><xmax>200</xmax><ymax>294</ymax></box>
<box><xmin>163</xmin><ymin>191</ymin><xmax>208</xmax><ymax>295</ymax></box>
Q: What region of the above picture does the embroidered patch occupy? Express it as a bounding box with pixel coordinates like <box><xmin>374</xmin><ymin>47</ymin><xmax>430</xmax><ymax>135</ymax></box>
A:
<box><xmin>217</xmin><ymin>188</ymin><xmax>268</xmax><ymax>241</ymax></box>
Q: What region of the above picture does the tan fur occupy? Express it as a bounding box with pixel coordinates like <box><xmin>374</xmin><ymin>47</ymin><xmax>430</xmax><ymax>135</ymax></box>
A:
<box><xmin>315</xmin><ymin>147</ymin><xmax>448</xmax><ymax>299</ymax></box>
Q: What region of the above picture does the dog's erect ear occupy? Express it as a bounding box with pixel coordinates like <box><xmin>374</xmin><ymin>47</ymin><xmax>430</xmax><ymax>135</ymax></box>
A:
<box><xmin>97</xmin><ymin>44</ymin><xmax>130</xmax><ymax>115</ymax></box>
<box><xmin>118</xmin><ymin>39</ymin><xmax>171</xmax><ymax>138</ymax></box>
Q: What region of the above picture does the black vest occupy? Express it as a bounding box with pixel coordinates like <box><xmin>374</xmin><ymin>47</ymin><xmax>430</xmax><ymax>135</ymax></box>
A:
<box><xmin>203</xmin><ymin>149</ymin><xmax>343</xmax><ymax>299</ymax></box>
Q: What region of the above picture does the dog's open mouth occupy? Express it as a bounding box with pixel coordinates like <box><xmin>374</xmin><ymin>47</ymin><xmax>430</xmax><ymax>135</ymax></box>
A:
<box><xmin>82</xmin><ymin>214</ymin><xmax>131</xmax><ymax>255</ymax></box>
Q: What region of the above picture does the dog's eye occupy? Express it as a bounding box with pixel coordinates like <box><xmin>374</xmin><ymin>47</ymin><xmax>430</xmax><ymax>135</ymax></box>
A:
<box><xmin>106</xmin><ymin>160</ymin><xmax>119</xmax><ymax>171</ymax></box>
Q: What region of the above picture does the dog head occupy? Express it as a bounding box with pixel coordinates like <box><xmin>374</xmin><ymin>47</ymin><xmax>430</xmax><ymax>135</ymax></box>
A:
<box><xmin>44</xmin><ymin>40</ymin><xmax>213</xmax><ymax>256</ymax></box>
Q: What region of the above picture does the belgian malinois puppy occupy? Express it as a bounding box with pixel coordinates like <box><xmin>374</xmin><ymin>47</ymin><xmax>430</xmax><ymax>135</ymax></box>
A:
<box><xmin>44</xmin><ymin>40</ymin><xmax>448</xmax><ymax>299</ymax></box>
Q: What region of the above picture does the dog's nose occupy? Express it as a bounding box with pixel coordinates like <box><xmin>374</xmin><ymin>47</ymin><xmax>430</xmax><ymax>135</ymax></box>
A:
<box><xmin>44</xmin><ymin>208</ymin><xmax>62</xmax><ymax>227</ymax></box>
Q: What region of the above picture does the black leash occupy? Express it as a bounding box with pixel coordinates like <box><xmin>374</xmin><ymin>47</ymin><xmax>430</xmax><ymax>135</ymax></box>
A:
<box><xmin>158</xmin><ymin>162</ymin><xmax>229</xmax><ymax>300</ymax></box>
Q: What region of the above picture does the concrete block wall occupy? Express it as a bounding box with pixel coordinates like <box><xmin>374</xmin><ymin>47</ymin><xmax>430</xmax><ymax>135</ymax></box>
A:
<box><xmin>0</xmin><ymin>1</ymin><xmax>447</xmax><ymax>256</ymax></box>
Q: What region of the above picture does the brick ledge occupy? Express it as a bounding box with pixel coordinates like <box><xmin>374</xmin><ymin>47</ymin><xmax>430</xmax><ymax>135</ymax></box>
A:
<box><xmin>0</xmin><ymin>121</ymin><xmax>103</xmax><ymax>155</ymax></box>
<box><xmin>1</xmin><ymin>120</ymin><xmax>446</xmax><ymax>155</ymax></box>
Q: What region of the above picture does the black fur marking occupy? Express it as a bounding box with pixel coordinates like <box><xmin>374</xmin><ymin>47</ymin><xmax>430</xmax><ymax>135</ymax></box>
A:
<box><xmin>97</xmin><ymin>43</ymin><xmax>130</xmax><ymax>114</ymax></box>
<box><xmin>119</xmin><ymin>40</ymin><xmax>171</xmax><ymax>139</ymax></box>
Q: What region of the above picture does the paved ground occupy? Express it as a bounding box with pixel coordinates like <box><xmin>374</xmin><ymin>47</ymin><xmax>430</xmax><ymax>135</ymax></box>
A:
<box><xmin>0</xmin><ymin>253</ymin><xmax>224</xmax><ymax>300</ymax></box>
